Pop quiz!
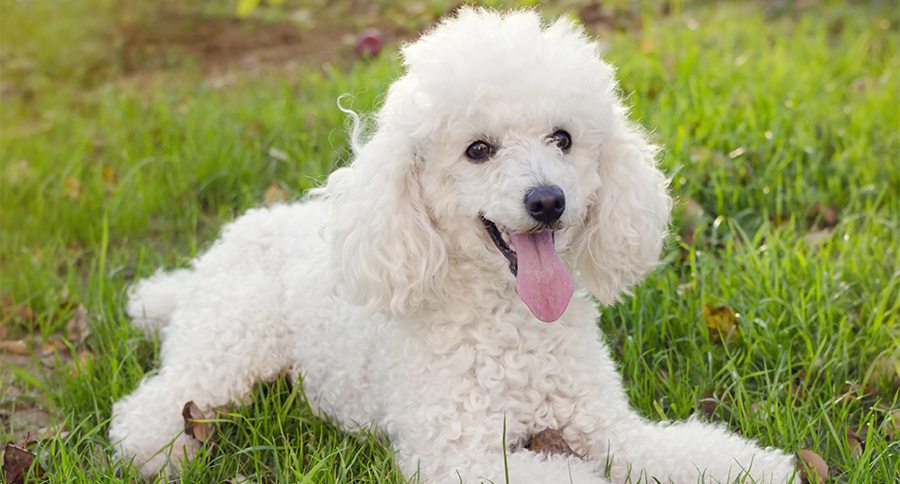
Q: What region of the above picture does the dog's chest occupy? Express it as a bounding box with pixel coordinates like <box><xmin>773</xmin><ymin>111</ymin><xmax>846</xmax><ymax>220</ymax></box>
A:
<box><xmin>396</xmin><ymin>313</ymin><xmax>591</xmax><ymax>431</ymax></box>
<box><xmin>473</xmin><ymin>332</ymin><xmax>585</xmax><ymax>429</ymax></box>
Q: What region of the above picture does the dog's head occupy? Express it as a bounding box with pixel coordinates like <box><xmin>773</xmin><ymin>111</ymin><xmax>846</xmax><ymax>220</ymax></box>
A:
<box><xmin>323</xmin><ymin>8</ymin><xmax>671</xmax><ymax>321</ymax></box>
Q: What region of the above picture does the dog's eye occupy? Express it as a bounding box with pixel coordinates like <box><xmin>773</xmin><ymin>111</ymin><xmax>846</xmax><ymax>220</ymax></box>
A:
<box><xmin>465</xmin><ymin>140</ymin><xmax>494</xmax><ymax>162</ymax></box>
<box><xmin>550</xmin><ymin>130</ymin><xmax>572</xmax><ymax>152</ymax></box>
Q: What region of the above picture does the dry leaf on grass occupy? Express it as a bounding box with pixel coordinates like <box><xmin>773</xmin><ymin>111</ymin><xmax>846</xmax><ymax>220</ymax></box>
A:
<box><xmin>65</xmin><ymin>304</ymin><xmax>90</xmax><ymax>345</ymax></box>
<box><xmin>870</xmin><ymin>353</ymin><xmax>900</xmax><ymax>391</ymax></box>
<box><xmin>846</xmin><ymin>427</ymin><xmax>864</xmax><ymax>458</ymax></box>
<box><xmin>228</xmin><ymin>474</ymin><xmax>253</xmax><ymax>484</ymax></box>
<box><xmin>791</xmin><ymin>368</ymin><xmax>816</xmax><ymax>400</ymax></box>
<box><xmin>889</xmin><ymin>408</ymin><xmax>900</xmax><ymax>440</ymax></box>
<box><xmin>807</xmin><ymin>202</ymin><xmax>839</xmax><ymax>229</ymax></box>
<box><xmin>182</xmin><ymin>401</ymin><xmax>214</xmax><ymax>443</ymax></box>
<box><xmin>525</xmin><ymin>429</ymin><xmax>577</xmax><ymax>457</ymax></box>
<box><xmin>703</xmin><ymin>304</ymin><xmax>740</xmax><ymax>343</ymax></box>
<box><xmin>797</xmin><ymin>449</ymin><xmax>828</xmax><ymax>484</ymax></box>
<box><xmin>837</xmin><ymin>381</ymin><xmax>877</xmax><ymax>404</ymax></box>
<box><xmin>696</xmin><ymin>389</ymin><xmax>719</xmax><ymax>418</ymax></box>
<box><xmin>63</xmin><ymin>176</ymin><xmax>81</xmax><ymax>201</ymax></box>
<box><xmin>39</xmin><ymin>338</ymin><xmax>67</xmax><ymax>357</ymax></box>
<box><xmin>263</xmin><ymin>183</ymin><xmax>287</xmax><ymax>206</ymax></box>
<box><xmin>35</xmin><ymin>426</ymin><xmax>71</xmax><ymax>442</ymax></box>
<box><xmin>0</xmin><ymin>340</ymin><xmax>29</xmax><ymax>355</ymax></box>
<box><xmin>68</xmin><ymin>350</ymin><xmax>95</xmax><ymax>377</ymax></box>
<box><xmin>3</xmin><ymin>442</ymin><xmax>46</xmax><ymax>484</ymax></box>
<box><xmin>1</xmin><ymin>296</ymin><xmax>34</xmax><ymax>324</ymax></box>
<box><xmin>100</xmin><ymin>165</ymin><xmax>118</xmax><ymax>187</ymax></box>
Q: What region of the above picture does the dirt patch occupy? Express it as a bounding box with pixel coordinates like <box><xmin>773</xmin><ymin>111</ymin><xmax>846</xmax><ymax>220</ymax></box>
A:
<box><xmin>1</xmin><ymin>302</ymin><xmax>86</xmax><ymax>443</ymax></box>
<box><xmin>118</xmin><ymin>8</ymin><xmax>407</xmax><ymax>77</ymax></box>
<box><xmin>1</xmin><ymin>354</ymin><xmax>54</xmax><ymax>443</ymax></box>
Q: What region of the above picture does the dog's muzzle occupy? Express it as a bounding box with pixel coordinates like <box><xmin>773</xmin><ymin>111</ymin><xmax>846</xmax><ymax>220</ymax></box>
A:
<box><xmin>479</xmin><ymin>214</ymin><xmax>574</xmax><ymax>323</ymax></box>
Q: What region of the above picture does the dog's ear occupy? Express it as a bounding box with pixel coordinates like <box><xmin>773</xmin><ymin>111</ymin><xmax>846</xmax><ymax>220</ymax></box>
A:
<box><xmin>573</xmin><ymin>119</ymin><xmax>672</xmax><ymax>305</ymax></box>
<box><xmin>322</xmin><ymin>128</ymin><xmax>448</xmax><ymax>317</ymax></box>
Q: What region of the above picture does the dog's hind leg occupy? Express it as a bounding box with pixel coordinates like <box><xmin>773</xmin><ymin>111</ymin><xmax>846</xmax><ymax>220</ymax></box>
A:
<box><xmin>126</xmin><ymin>268</ymin><xmax>194</xmax><ymax>337</ymax></box>
<box><xmin>111</xmin><ymin>268</ymin><xmax>293</xmax><ymax>477</ymax></box>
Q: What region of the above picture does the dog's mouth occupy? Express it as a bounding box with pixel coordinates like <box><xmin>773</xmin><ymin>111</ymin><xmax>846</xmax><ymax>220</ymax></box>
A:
<box><xmin>481</xmin><ymin>217</ymin><xmax>518</xmax><ymax>276</ymax></box>
<box><xmin>480</xmin><ymin>216</ymin><xmax>574</xmax><ymax>323</ymax></box>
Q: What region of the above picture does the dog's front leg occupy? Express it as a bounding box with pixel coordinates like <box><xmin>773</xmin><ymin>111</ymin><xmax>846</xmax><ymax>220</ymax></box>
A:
<box><xmin>569</xmin><ymin>370</ymin><xmax>797</xmax><ymax>482</ymax></box>
<box><xmin>109</xmin><ymin>271</ymin><xmax>292</xmax><ymax>477</ymax></box>
<box><xmin>585</xmin><ymin>414</ymin><xmax>798</xmax><ymax>483</ymax></box>
<box><xmin>544</xmin><ymin>330</ymin><xmax>796</xmax><ymax>483</ymax></box>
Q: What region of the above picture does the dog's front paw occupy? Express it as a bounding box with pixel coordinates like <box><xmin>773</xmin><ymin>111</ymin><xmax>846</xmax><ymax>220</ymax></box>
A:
<box><xmin>109</xmin><ymin>391</ymin><xmax>201</xmax><ymax>477</ymax></box>
<box><xmin>112</xmin><ymin>431</ymin><xmax>198</xmax><ymax>478</ymax></box>
<box><xmin>732</xmin><ymin>447</ymin><xmax>798</xmax><ymax>484</ymax></box>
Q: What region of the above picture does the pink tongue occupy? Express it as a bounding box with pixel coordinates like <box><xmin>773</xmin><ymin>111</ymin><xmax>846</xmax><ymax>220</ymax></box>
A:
<box><xmin>508</xmin><ymin>232</ymin><xmax>574</xmax><ymax>322</ymax></box>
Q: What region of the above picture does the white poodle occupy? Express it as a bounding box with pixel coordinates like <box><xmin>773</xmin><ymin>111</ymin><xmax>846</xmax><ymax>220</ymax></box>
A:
<box><xmin>110</xmin><ymin>8</ymin><xmax>797</xmax><ymax>483</ymax></box>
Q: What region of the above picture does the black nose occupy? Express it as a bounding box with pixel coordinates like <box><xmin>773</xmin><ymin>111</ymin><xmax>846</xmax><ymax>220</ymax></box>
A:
<box><xmin>524</xmin><ymin>185</ymin><xmax>565</xmax><ymax>226</ymax></box>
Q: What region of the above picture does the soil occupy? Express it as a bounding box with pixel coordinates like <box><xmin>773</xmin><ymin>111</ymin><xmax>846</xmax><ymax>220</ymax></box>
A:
<box><xmin>1</xmin><ymin>354</ymin><xmax>54</xmax><ymax>443</ymax></box>
<box><xmin>118</xmin><ymin>7</ymin><xmax>407</xmax><ymax>77</ymax></box>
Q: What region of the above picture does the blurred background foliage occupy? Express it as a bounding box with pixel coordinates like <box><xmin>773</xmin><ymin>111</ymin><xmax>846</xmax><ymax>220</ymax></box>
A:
<box><xmin>0</xmin><ymin>0</ymin><xmax>696</xmax><ymax>92</ymax></box>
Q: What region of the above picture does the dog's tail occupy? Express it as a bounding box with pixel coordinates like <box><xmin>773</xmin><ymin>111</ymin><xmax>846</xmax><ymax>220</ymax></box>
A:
<box><xmin>126</xmin><ymin>269</ymin><xmax>192</xmax><ymax>336</ymax></box>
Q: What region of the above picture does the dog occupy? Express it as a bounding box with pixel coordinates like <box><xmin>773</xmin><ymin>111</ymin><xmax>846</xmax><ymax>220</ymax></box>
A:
<box><xmin>110</xmin><ymin>8</ymin><xmax>797</xmax><ymax>483</ymax></box>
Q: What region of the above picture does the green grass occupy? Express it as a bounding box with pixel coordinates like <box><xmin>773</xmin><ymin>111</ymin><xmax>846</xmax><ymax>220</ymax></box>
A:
<box><xmin>2</xmin><ymin>1</ymin><xmax>898</xmax><ymax>482</ymax></box>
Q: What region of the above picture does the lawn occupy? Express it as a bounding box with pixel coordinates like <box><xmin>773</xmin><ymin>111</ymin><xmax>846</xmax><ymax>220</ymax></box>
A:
<box><xmin>1</xmin><ymin>0</ymin><xmax>898</xmax><ymax>482</ymax></box>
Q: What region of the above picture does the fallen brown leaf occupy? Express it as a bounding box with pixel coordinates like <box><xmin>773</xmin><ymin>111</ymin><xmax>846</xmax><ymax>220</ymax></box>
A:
<box><xmin>870</xmin><ymin>353</ymin><xmax>900</xmax><ymax>391</ymax></box>
<box><xmin>39</xmin><ymin>338</ymin><xmax>67</xmax><ymax>357</ymax></box>
<box><xmin>263</xmin><ymin>183</ymin><xmax>287</xmax><ymax>206</ymax></box>
<box><xmin>847</xmin><ymin>427</ymin><xmax>864</xmax><ymax>458</ymax></box>
<box><xmin>791</xmin><ymin>369</ymin><xmax>809</xmax><ymax>400</ymax></box>
<box><xmin>839</xmin><ymin>381</ymin><xmax>877</xmax><ymax>402</ymax></box>
<box><xmin>525</xmin><ymin>428</ymin><xmax>577</xmax><ymax>457</ymax></box>
<box><xmin>182</xmin><ymin>401</ymin><xmax>214</xmax><ymax>443</ymax></box>
<box><xmin>65</xmin><ymin>305</ymin><xmax>90</xmax><ymax>345</ymax></box>
<box><xmin>696</xmin><ymin>389</ymin><xmax>718</xmax><ymax>418</ymax></box>
<box><xmin>797</xmin><ymin>449</ymin><xmax>828</xmax><ymax>484</ymax></box>
<box><xmin>0</xmin><ymin>340</ymin><xmax>29</xmax><ymax>355</ymax></box>
<box><xmin>1</xmin><ymin>296</ymin><xmax>34</xmax><ymax>324</ymax></box>
<box><xmin>807</xmin><ymin>202</ymin><xmax>839</xmax><ymax>229</ymax></box>
<box><xmin>68</xmin><ymin>350</ymin><xmax>95</xmax><ymax>377</ymax></box>
<box><xmin>704</xmin><ymin>304</ymin><xmax>740</xmax><ymax>343</ymax></box>
<box><xmin>63</xmin><ymin>176</ymin><xmax>81</xmax><ymax>201</ymax></box>
<box><xmin>35</xmin><ymin>426</ymin><xmax>70</xmax><ymax>441</ymax></box>
<box><xmin>228</xmin><ymin>474</ymin><xmax>252</xmax><ymax>484</ymax></box>
<box><xmin>887</xmin><ymin>408</ymin><xmax>899</xmax><ymax>440</ymax></box>
<box><xmin>2</xmin><ymin>442</ymin><xmax>46</xmax><ymax>484</ymax></box>
<box><xmin>100</xmin><ymin>165</ymin><xmax>118</xmax><ymax>187</ymax></box>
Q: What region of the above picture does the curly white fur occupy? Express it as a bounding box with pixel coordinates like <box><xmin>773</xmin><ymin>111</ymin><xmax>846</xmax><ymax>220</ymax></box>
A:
<box><xmin>110</xmin><ymin>8</ymin><xmax>797</xmax><ymax>483</ymax></box>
